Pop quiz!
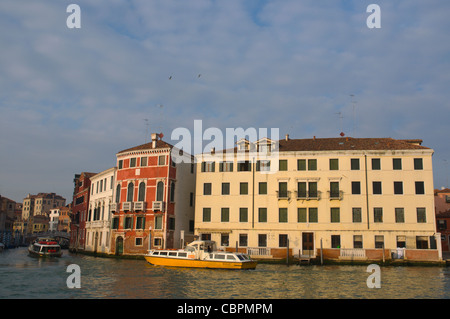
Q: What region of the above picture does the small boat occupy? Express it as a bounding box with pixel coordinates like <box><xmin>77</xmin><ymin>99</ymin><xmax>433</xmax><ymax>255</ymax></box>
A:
<box><xmin>145</xmin><ymin>240</ymin><xmax>257</xmax><ymax>270</ymax></box>
<box><xmin>0</xmin><ymin>243</ymin><xmax>4</xmax><ymax>252</ymax></box>
<box><xmin>28</xmin><ymin>237</ymin><xmax>62</xmax><ymax>257</ymax></box>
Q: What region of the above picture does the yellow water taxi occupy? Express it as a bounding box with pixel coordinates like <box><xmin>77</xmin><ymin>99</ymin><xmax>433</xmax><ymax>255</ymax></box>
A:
<box><xmin>145</xmin><ymin>240</ymin><xmax>257</xmax><ymax>270</ymax></box>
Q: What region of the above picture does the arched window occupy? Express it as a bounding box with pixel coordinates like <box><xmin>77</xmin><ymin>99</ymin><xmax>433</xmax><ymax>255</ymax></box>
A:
<box><xmin>156</xmin><ymin>181</ymin><xmax>164</xmax><ymax>201</ymax></box>
<box><xmin>127</xmin><ymin>182</ymin><xmax>134</xmax><ymax>202</ymax></box>
<box><xmin>138</xmin><ymin>182</ymin><xmax>146</xmax><ymax>201</ymax></box>
<box><xmin>115</xmin><ymin>184</ymin><xmax>121</xmax><ymax>203</ymax></box>
<box><xmin>170</xmin><ymin>181</ymin><xmax>175</xmax><ymax>202</ymax></box>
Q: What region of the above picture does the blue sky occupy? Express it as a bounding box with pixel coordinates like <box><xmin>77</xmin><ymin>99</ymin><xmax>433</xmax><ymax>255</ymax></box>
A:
<box><xmin>0</xmin><ymin>0</ymin><xmax>449</xmax><ymax>202</ymax></box>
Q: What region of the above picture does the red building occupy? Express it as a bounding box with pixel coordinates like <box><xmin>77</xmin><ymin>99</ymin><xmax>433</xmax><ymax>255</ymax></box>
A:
<box><xmin>70</xmin><ymin>172</ymin><xmax>96</xmax><ymax>252</ymax></box>
<box><xmin>109</xmin><ymin>133</ymin><xmax>195</xmax><ymax>256</ymax></box>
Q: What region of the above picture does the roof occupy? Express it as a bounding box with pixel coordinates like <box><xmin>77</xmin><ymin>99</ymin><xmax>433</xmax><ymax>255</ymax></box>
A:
<box><xmin>435</xmin><ymin>188</ymin><xmax>450</xmax><ymax>194</ymax></box>
<box><xmin>118</xmin><ymin>140</ymin><xmax>174</xmax><ymax>154</ymax></box>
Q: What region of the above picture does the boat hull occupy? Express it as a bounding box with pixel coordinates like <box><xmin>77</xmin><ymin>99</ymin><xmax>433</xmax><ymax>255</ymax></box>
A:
<box><xmin>28</xmin><ymin>246</ymin><xmax>62</xmax><ymax>258</ymax></box>
<box><xmin>145</xmin><ymin>256</ymin><xmax>257</xmax><ymax>270</ymax></box>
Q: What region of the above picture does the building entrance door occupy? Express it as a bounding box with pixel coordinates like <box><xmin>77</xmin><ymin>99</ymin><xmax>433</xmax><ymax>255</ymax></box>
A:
<box><xmin>116</xmin><ymin>236</ymin><xmax>123</xmax><ymax>255</ymax></box>
<box><xmin>302</xmin><ymin>232</ymin><xmax>314</xmax><ymax>256</ymax></box>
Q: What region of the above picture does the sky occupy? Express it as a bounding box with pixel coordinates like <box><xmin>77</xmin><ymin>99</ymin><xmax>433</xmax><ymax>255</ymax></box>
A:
<box><xmin>0</xmin><ymin>0</ymin><xmax>449</xmax><ymax>203</ymax></box>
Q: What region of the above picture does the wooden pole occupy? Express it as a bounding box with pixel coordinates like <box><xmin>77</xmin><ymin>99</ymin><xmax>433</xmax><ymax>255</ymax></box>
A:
<box><xmin>286</xmin><ymin>238</ymin><xmax>289</xmax><ymax>266</ymax></box>
<box><xmin>320</xmin><ymin>238</ymin><xmax>323</xmax><ymax>265</ymax></box>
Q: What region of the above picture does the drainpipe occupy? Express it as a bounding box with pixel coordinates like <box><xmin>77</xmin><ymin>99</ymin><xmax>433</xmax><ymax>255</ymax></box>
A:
<box><xmin>252</xmin><ymin>157</ymin><xmax>255</xmax><ymax>229</ymax></box>
<box><xmin>365</xmin><ymin>155</ymin><xmax>370</xmax><ymax>230</ymax></box>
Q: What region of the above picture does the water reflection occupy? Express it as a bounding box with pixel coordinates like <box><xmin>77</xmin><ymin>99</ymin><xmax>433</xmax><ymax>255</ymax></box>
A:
<box><xmin>1</xmin><ymin>247</ymin><xmax>449</xmax><ymax>299</ymax></box>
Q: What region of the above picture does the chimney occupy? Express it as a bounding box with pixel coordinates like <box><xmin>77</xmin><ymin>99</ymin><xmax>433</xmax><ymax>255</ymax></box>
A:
<box><xmin>211</xmin><ymin>147</ymin><xmax>215</xmax><ymax>154</ymax></box>
<box><xmin>285</xmin><ymin>134</ymin><xmax>289</xmax><ymax>141</ymax></box>
<box><xmin>151</xmin><ymin>133</ymin><xmax>158</xmax><ymax>149</ymax></box>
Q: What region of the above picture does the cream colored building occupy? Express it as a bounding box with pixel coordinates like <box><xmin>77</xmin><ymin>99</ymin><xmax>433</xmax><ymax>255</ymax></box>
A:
<box><xmin>22</xmin><ymin>193</ymin><xmax>66</xmax><ymax>220</ymax></box>
<box><xmin>85</xmin><ymin>167</ymin><xmax>116</xmax><ymax>254</ymax></box>
<box><xmin>194</xmin><ymin>136</ymin><xmax>441</xmax><ymax>261</ymax></box>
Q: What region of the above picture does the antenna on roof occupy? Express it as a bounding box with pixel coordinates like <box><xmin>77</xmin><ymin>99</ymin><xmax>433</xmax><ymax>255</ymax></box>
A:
<box><xmin>335</xmin><ymin>112</ymin><xmax>344</xmax><ymax>136</ymax></box>
<box><xmin>350</xmin><ymin>94</ymin><xmax>357</xmax><ymax>137</ymax></box>
<box><xmin>144</xmin><ymin>119</ymin><xmax>149</xmax><ymax>143</ymax></box>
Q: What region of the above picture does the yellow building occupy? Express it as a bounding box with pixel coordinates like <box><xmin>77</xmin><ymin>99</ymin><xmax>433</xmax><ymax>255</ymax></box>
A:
<box><xmin>194</xmin><ymin>136</ymin><xmax>441</xmax><ymax>262</ymax></box>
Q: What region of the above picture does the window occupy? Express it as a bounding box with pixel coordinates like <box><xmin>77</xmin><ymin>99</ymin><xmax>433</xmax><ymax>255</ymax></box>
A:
<box><xmin>352</xmin><ymin>208</ymin><xmax>362</xmax><ymax>223</ymax></box>
<box><xmin>239</xmin><ymin>208</ymin><xmax>248</xmax><ymax>222</ymax></box>
<box><xmin>155</xmin><ymin>216</ymin><xmax>163</xmax><ymax>229</ymax></box>
<box><xmin>141</xmin><ymin>157</ymin><xmax>147</xmax><ymax>167</ymax></box>
<box><xmin>237</xmin><ymin>161</ymin><xmax>251</xmax><ymax>172</ymax></box>
<box><xmin>127</xmin><ymin>183</ymin><xmax>134</xmax><ymax>202</ymax></box>
<box><xmin>414</xmin><ymin>158</ymin><xmax>423</xmax><ymax>170</ymax></box>
<box><xmin>331</xmin><ymin>208</ymin><xmax>340</xmax><ymax>223</ymax></box>
<box><xmin>415</xmin><ymin>182</ymin><xmax>425</xmax><ymax>194</ymax></box>
<box><xmin>219</xmin><ymin>161</ymin><xmax>233</xmax><ymax>172</ymax></box>
<box><xmin>259</xmin><ymin>182</ymin><xmax>267</xmax><ymax>195</ymax></box>
<box><xmin>397</xmin><ymin>236</ymin><xmax>406</xmax><ymax>248</ymax></box>
<box><xmin>112</xmin><ymin>217</ymin><xmax>119</xmax><ymax>229</ymax></box>
<box><xmin>374</xmin><ymin>207</ymin><xmax>383</xmax><ymax>223</ymax></box>
<box><xmin>168</xmin><ymin>217</ymin><xmax>175</xmax><ymax>230</ymax></box>
<box><xmin>124</xmin><ymin>216</ymin><xmax>132</xmax><ymax>229</ymax></box>
<box><xmin>256</xmin><ymin>160</ymin><xmax>271</xmax><ymax>171</ymax></box>
<box><xmin>138</xmin><ymin>182</ymin><xmax>146</xmax><ymax>201</ymax></box>
<box><xmin>395</xmin><ymin>208</ymin><xmax>405</xmax><ymax>223</ymax></box>
<box><xmin>353</xmin><ymin>235</ymin><xmax>363</xmax><ymax>249</ymax></box>
<box><xmin>417</xmin><ymin>207</ymin><xmax>426</xmax><ymax>223</ymax></box>
<box><xmin>221</xmin><ymin>234</ymin><xmax>229</xmax><ymax>247</ymax></box>
<box><xmin>240</xmin><ymin>182</ymin><xmax>248</xmax><ymax>195</ymax></box>
<box><xmin>136</xmin><ymin>216</ymin><xmax>145</xmax><ymax>229</ymax></box>
<box><xmin>203</xmin><ymin>183</ymin><xmax>212</xmax><ymax>195</ymax></box>
<box><xmin>202</xmin><ymin>161</ymin><xmax>215</xmax><ymax>172</ymax></box>
<box><xmin>130</xmin><ymin>158</ymin><xmax>137</xmax><ymax>168</ymax></box>
<box><xmin>118</xmin><ymin>160</ymin><xmax>123</xmax><ymax>169</ymax></box>
<box><xmin>298</xmin><ymin>182</ymin><xmax>307</xmax><ymax>198</ymax></box>
<box><xmin>156</xmin><ymin>181</ymin><xmax>164</xmax><ymax>201</ymax></box>
<box><xmin>308</xmin><ymin>182</ymin><xmax>318</xmax><ymax>198</ymax></box>
<box><xmin>373</xmin><ymin>181</ymin><xmax>382</xmax><ymax>194</ymax></box>
<box><xmin>189</xmin><ymin>192</ymin><xmax>194</xmax><ymax>207</ymax></box>
<box><xmin>352</xmin><ymin>182</ymin><xmax>361</xmax><ymax>195</ymax></box>
<box><xmin>115</xmin><ymin>184</ymin><xmax>121</xmax><ymax>203</ymax></box>
<box><xmin>279</xmin><ymin>160</ymin><xmax>288</xmax><ymax>171</ymax></box>
<box><xmin>258</xmin><ymin>208</ymin><xmax>267</xmax><ymax>223</ymax></box>
<box><xmin>170</xmin><ymin>182</ymin><xmax>175</xmax><ymax>202</ymax></box>
<box><xmin>158</xmin><ymin>155</ymin><xmax>166</xmax><ymax>166</ymax></box>
<box><xmin>308</xmin><ymin>159</ymin><xmax>317</xmax><ymax>171</ymax></box>
<box><xmin>279</xmin><ymin>208</ymin><xmax>288</xmax><ymax>223</ymax></box>
<box><xmin>239</xmin><ymin>234</ymin><xmax>248</xmax><ymax>247</ymax></box>
<box><xmin>297</xmin><ymin>159</ymin><xmax>306</xmax><ymax>171</ymax></box>
<box><xmin>393</xmin><ymin>158</ymin><xmax>402</xmax><ymax>170</ymax></box>
<box><xmin>278</xmin><ymin>182</ymin><xmax>288</xmax><ymax>198</ymax></box>
<box><xmin>221</xmin><ymin>208</ymin><xmax>229</xmax><ymax>222</ymax></box>
<box><xmin>298</xmin><ymin>208</ymin><xmax>318</xmax><ymax>223</ymax></box>
<box><xmin>329</xmin><ymin>159</ymin><xmax>339</xmax><ymax>170</ymax></box>
<box><xmin>351</xmin><ymin>158</ymin><xmax>360</xmax><ymax>170</ymax></box>
<box><xmin>258</xmin><ymin>234</ymin><xmax>267</xmax><ymax>247</ymax></box>
<box><xmin>372</xmin><ymin>158</ymin><xmax>380</xmax><ymax>170</ymax></box>
<box><xmin>222</xmin><ymin>183</ymin><xmax>230</xmax><ymax>195</ymax></box>
<box><xmin>375</xmin><ymin>235</ymin><xmax>384</xmax><ymax>249</ymax></box>
<box><xmin>416</xmin><ymin>236</ymin><xmax>428</xmax><ymax>249</ymax></box>
<box><xmin>279</xmin><ymin>234</ymin><xmax>288</xmax><ymax>248</ymax></box>
<box><xmin>203</xmin><ymin>208</ymin><xmax>211</xmax><ymax>222</ymax></box>
<box><xmin>394</xmin><ymin>182</ymin><xmax>403</xmax><ymax>195</ymax></box>
<box><xmin>331</xmin><ymin>235</ymin><xmax>340</xmax><ymax>248</ymax></box>
<box><xmin>330</xmin><ymin>182</ymin><xmax>340</xmax><ymax>198</ymax></box>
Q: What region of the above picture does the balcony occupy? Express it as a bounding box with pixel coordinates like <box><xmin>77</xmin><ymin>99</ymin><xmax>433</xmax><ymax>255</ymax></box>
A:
<box><xmin>276</xmin><ymin>191</ymin><xmax>291</xmax><ymax>200</ymax></box>
<box><xmin>152</xmin><ymin>201</ymin><xmax>165</xmax><ymax>212</ymax></box>
<box><xmin>122</xmin><ymin>202</ymin><xmax>133</xmax><ymax>212</ymax></box>
<box><xmin>328</xmin><ymin>190</ymin><xmax>343</xmax><ymax>200</ymax></box>
<box><xmin>110</xmin><ymin>203</ymin><xmax>119</xmax><ymax>213</ymax></box>
<box><xmin>134</xmin><ymin>201</ymin><xmax>146</xmax><ymax>212</ymax></box>
<box><xmin>296</xmin><ymin>190</ymin><xmax>321</xmax><ymax>201</ymax></box>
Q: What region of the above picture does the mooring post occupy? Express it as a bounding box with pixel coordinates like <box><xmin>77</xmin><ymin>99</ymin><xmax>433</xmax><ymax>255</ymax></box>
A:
<box><xmin>320</xmin><ymin>238</ymin><xmax>323</xmax><ymax>265</ymax></box>
<box><xmin>286</xmin><ymin>238</ymin><xmax>290</xmax><ymax>266</ymax></box>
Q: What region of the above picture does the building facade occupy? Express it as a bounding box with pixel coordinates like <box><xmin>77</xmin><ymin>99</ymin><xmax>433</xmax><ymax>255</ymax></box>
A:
<box><xmin>70</xmin><ymin>172</ymin><xmax>96</xmax><ymax>252</ymax></box>
<box><xmin>85</xmin><ymin>167</ymin><xmax>116</xmax><ymax>254</ymax></box>
<box><xmin>109</xmin><ymin>133</ymin><xmax>196</xmax><ymax>256</ymax></box>
<box><xmin>194</xmin><ymin>136</ymin><xmax>441</xmax><ymax>262</ymax></box>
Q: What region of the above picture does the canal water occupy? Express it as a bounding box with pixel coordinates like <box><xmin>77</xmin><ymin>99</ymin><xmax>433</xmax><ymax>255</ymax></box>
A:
<box><xmin>1</xmin><ymin>247</ymin><xmax>450</xmax><ymax>299</ymax></box>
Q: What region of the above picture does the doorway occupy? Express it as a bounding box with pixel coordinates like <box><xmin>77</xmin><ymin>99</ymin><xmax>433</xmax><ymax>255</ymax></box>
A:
<box><xmin>302</xmin><ymin>232</ymin><xmax>314</xmax><ymax>256</ymax></box>
<box><xmin>116</xmin><ymin>236</ymin><xmax>123</xmax><ymax>255</ymax></box>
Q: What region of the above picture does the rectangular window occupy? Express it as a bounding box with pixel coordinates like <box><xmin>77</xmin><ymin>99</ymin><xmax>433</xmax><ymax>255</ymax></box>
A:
<box><xmin>353</xmin><ymin>235</ymin><xmax>363</xmax><ymax>249</ymax></box>
<box><xmin>239</xmin><ymin>234</ymin><xmax>248</xmax><ymax>247</ymax></box>
<box><xmin>118</xmin><ymin>160</ymin><xmax>123</xmax><ymax>169</ymax></box>
<box><xmin>372</xmin><ymin>158</ymin><xmax>380</xmax><ymax>170</ymax></box>
<box><xmin>258</xmin><ymin>208</ymin><xmax>267</xmax><ymax>223</ymax></box>
<box><xmin>221</xmin><ymin>234</ymin><xmax>229</xmax><ymax>247</ymax></box>
<box><xmin>222</xmin><ymin>183</ymin><xmax>230</xmax><ymax>195</ymax></box>
<box><xmin>124</xmin><ymin>217</ymin><xmax>132</xmax><ymax>229</ymax></box>
<box><xmin>416</xmin><ymin>236</ymin><xmax>428</xmax><ymax>249</ymax></box>
<box><xmin>352</xmin><ymin>181</ymin><xmax>361</xmax><ymax>195</ymax></box>
<box><xmin>397</xmin><ymin>236</ymin><xmax>406</xmax><ymax>248</ymax></box>
<box><xmin>297</xmin><ymin>159</ymin><xmax>306</xmax><ymax>171</ymax></box>
<box><xmin>298</xmin><ymin>182</ymin><xmax>307</xmax><ymax>198</ymax></box>
<box><xmin>203</xmin><ymin>183</ymin><xmax>212</xmax><ymax>195</ymax></box>
<box><xmin>330</xmin><ymin>182</ymin><xmax>340</xmax><ymax>198</ymax></box>
<box><xmin>297</xmin><ymin>208</ymin><xmax>306</xmax><ymax>223</ymax></box>
<box><xmin>329</xmin><ymin>158</ymin><xmax>339</xmax><ymax>170</ymax></box>
<box><xmin>309</xmin><ymin>182</ymin><xmax>318</xmax><ymax>198</ymax></box>
<box><xmin>201</xmin><ymin>161</ymin><xmax>215</xmax><ymax>172</ymax></box>
<box><xmin>219</xmin><ymin>161</ymin><xmax>233</xmax><ymax>172</ymax></box>
<box><xmin>309</xmin><ymin>208</ymin><xmax>318</xmax><ymax>223</ymax></box>
<box><xmin>331</xmin><ymin>235</ymin><xmax>341</xmax><ymax>248</ymax></box>
<box><xmin>221</xmin><ymin>208</ymin><xmax>229</xmax><ymax>222</ymax></box>
<box><xmin>352</xmin><ymin>208</ymin><xmax>362</xmax><ymax>223</ymax></box>
<box><xmin>394</xmin><ymin>182</ymin><xmax>403</xmax><ymax>194</ymax></box>
<box><xmin>256</xmin><ymin>160</ymin><xmax>270</xmax><ymax>171</ymax></box>
<box><xmin>373</xmin><ymin>181</ymin><xmax>382</xmax><ymax>194</ymax></box>
<box><xmin>240</xmin><ymin>182</ymin><xmax>248</xmax><ymax>195</ymax></box>
<box><xmin>258</xmin><ymin>234</ymin><xmax>267</xmax><ymax>247</ymax></box>
<box><xmin>278</xmin><ymin>182</ymin><xmax>288</xmax><ymax>198</ymax></box>
<box><xmin>135</xmin><ymin>238</ymin><xmax>143</xmax><ymax>246</ymax></box>
<box><xmin>239</xmin><ymin>208</ymin><xmax>248</xmax><ymax>222</ymax></box>
<box><xmin>155</xmin><ymin>216</ymin><xmax>163</xmax><ymax>229</ymax></box>
<box><xmin>414</xmin><ymin>158</ymin><xmax>423</xmax><ymax>170</ymax></box>
<box><xmin>158</xmin><ymin>155</ymin><xmax>166</xmax><ymax>166</ymax></box>
<box><xmin>393</xmin><ymin>158</ymin><xmax>402</xmax><ymax>170</ymax></box>
<box><xmin>299</xmin><ymin>208</ymin><xmax>318</xmax><ymax>223</ymax></box>
<box><xmin>259</xmin><ymin>182</ymin><xmax>267</xmax><ymax>195</ymax></box>
<box><xmin>375</xmin><ymin>235</ymin><xmax>384</xmax><ymax>249</ymax></box>
<box><xmin>331</xmin><ymin>208</ymin><xmax>340</xmax><ymax>223</ymax></box>
<box><xmin>417</xmin><ymin>207</ymin><xmax>426</xmax><ymax>223</ymax></box>
<box><xmin>279</xmin><ymin>159</ymin><xmax>288</xmax><ymax>171</ymax></box>
<box><xmin>202</xmin><ymin>208</ymin><xmax>211</xmax><ymax>222</ymax></box>
<box><xmin>237</xmin><ymin>161</ymin><xmax>251</xmax><ymax>172</ymax></box>
<box><xmin>189</xmin><ymin>192</ymin><xmax>194</xmax><ymax>207</ymax></box>
<box><xmin>415</xmin><ymin>181</ymin><xmax>425</xmax><ymax>194</ymax></box>
<box><xmin>374</xmin><ymin>207</ymin><xmax>383</xmax><ymax>223</ymax></box>
<box><xmin>141</xmin><ymin>157</ymin><xmax>147</xmax><ymax>167</ymax></box>
<box><xmin>308</xmin><ymin>159</ymin><xmax>317</xmax><ymax>171</ymax></box>
<box><xmin>351</xmin><ymin>158</ymin><xmax>360</xmax><ymax>170</ymax></box>
<box><xmin>168</xmin><ymin>217</ymin><xmax>175</xmax><ymax>230</ymax></box>
<box><xmin>112</xmin><ymin>217</ymin><xmax>119</xmax><ymax>229</ymax></box>
<box><xmin>136</xmin><ymin>216</ymin><xmax>145</xmax><ymax>229</ymax></box>
<box><xmin>279</xmin><ymin>208</ymin><xmax>288</xmax><ymax>223</ymax></box>
<box><xmin>395</xmin><ymin>208</ymin><xmax>404</xmax><ymax>223</ymax></box>
<box><xmin>279</xmin><ymin>234</ymin><xmax>288</xmax><ymax>248</ymax></box>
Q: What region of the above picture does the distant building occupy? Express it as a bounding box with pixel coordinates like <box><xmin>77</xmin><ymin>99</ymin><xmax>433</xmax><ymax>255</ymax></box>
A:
<box><xmin>22</xmin><ymin>193</ymin><xmax>66</xmax><ymax>221</ymax></box>
<box><xmin>70</xmin><ymin>172</ymin><xmax>96</xmax><ymax>252</ymax></box>
<box><xmin>194</xmin><ymin>136</ymin><xmax>441</xmax><ymax>262</ymax></box>
<box><xmin>435</xmin><ymin>188</ymin><xmax>450</xmax><ymax>214</ymax></box>
<box><xmin>109</xmin><ymin>133</ymin><xmax>196</xmax><ymax>256</ymax></box>
<box><xmin>436</xmin><ymin>211</ymin><xmax>450</xmax><ymax>252</ymax></box>
<box><xmin>85</xmin><ymin>167</ymin><xmax>116</xmax><ymax>254</ymax></box>
<box><xmin>0</xmin><ymin>195</ymin><xmax>17</xmax><ymax>247</ymax></box>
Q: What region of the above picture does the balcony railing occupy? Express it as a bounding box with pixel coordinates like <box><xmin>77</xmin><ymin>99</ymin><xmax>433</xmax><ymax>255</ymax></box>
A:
<box><xmin>123</xmin><ymin>202</ymin><xmax>133</xmax><ymax>212</ymax></box>
<box><xmin>296</xmin><ymin>190</ymin><xmax>321</xmax><ymax>200</ymax></box>
<box><xmin>152</xmin><ymin>201</ymin><xmax>165</xmax><ymax>212</ymax></box>
<box><xmin>247</xmin><ymin>247</ymin><xmax>271</xmax><ymax>257</ymax></box>
<box><xmin>276</xmin><ymin>191</ymin><xmax>291</xmax><ymax>200</ymax></box>
<box><xmin>134</xmin><ymin>201</ymin><xmax>146</xmax><ymax>211</ymax></box>
<box><xmin>328</xmin><ymin>190</ymin><xmax>343</xmax><ymax>200</ymax></box>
